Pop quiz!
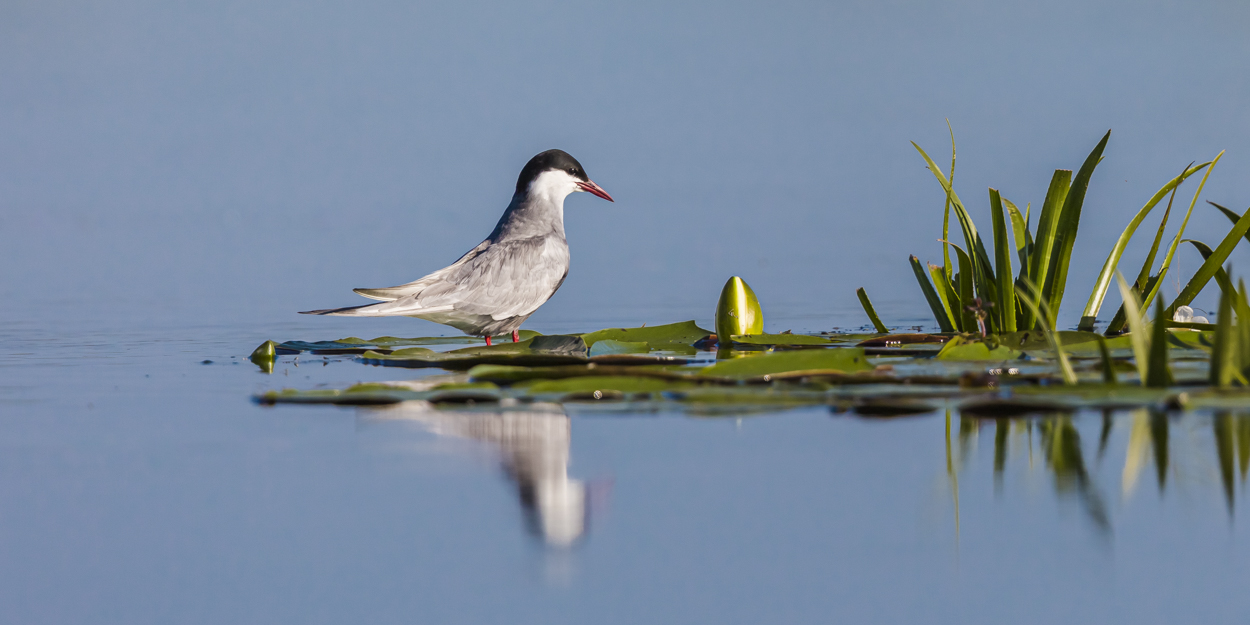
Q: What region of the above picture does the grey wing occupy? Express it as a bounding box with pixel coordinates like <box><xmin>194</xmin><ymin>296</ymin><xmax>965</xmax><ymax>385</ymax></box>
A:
<box><xmin>353</xmin><ymin>239</ymin><xmax>492</xmax><ymax>301</ymax></box>
<box><xmin>378</xmin><ymin>237</ymin><xmax>570</xmax><ymax>319</ymax></box>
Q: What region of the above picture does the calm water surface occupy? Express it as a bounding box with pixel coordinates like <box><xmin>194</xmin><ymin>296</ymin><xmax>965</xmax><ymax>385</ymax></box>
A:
<box><xmin>1</xmin><ymin>309</ymin><xmax>1248</xmax><ymax>624</ymax></box>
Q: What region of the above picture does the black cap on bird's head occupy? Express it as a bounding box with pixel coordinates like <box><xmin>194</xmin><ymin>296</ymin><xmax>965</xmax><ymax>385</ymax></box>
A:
<box><xmin>515</xmin><ymin>149</ymin><xmax>614</xmax><ymax>202</ymax></box>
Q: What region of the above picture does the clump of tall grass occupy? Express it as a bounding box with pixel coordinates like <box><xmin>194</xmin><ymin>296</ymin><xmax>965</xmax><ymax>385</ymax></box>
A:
<box><xmin>906</xmin><ymin>127</ymin><xmax>1238</xmax><ymax>340</ymax></box>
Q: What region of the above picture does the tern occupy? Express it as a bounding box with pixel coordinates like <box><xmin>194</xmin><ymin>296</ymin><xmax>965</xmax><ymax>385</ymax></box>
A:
<box><xmin>300</xmin><ymin>149</ymin><xmax>613</xmax><ymax>345</ymax></box>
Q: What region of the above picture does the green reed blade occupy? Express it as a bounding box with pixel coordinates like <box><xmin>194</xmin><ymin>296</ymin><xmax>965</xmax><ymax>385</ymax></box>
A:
<box><xmin>1210</xmin><ymin>201</ymin><xmax>1250</xmax><ymax>247</ymax></box>
<box><xmin>929</xmin><ymin>263</ymin><xmax>961</xmax><ymax>332</ymax></box>
<box><xmin>910</xmin><ymin>255</ymin><xmax>955</xmax><ymax>333</ymax></box>
<box><xmin>1027</xmin><ymin>170</ymin><xmax>1073</xmax><ymax>326</ymax></box>
<box><xmin>943</xmin><ymin>241</ymin><xmax>978</xmax><ymax>332</ymax></box>
<box><xmin>912</xmin><ymin>142</ymin><xmax>996</xmax><ymax>290</ymax></box>
<box><xmin>1015</xmin><ymin>277</ymin><xmax>1077</xmax><ymax>384</ymax></box>
<box><xmin>1183</xmin><ymin>240</ymin><xmax>1237</xmax><ymax>301</ymax></box>
<box><xmin>1165</xmin><ymin>205</ymin><xmax>1250</xmax><ymax>318</ymax></box>
<box><xmin>989</xmin><ymin>189</ymin><xmax>1017</xmax><ymax>333</ymax></box>
<box><xmin>1096</xmin><ymin>336</ymin><xmax>1118</xmax><ymax>384</ymax></box>
<box><xmin>1078</xmin><ymin>161</ymin><xmax>1209</xmax><ymax>331</ymax></box>
<box><xmin>1003</xmin><ymin>197</ymin><xmax>1032</xmax><ymax>271</ymax></box>
<box><xmin>1141</xmin><ymin>151</ymin><xmax>1225</xmax><ymax>311</ymax></box>
<box><xmin>1043</xmin><ymin>130</ymin><xmax>1111</xmax><ymax>321</ymax></box>
<box><xmin>856</xmin><ymin>287</ymin><xmax>890</xmax><ymax>334</ymax></box>
<box><xmin>1115</xmin><ymin>272</ymin><xmax>1151</xmax><ymax>382</ymax></box>
<box><xmin>1103</xmin><ymin>184</ymin><xmax>1182</xmax><ymax>336</ymax></box>
<box><xmin>1235</xmin><ymin>280</ymin><xmax>1250</xmax><ymax>383</ymax></box>
<box><xmin>1211</xmin><ymin>286</ymin><xmax>1233</xmax><ymax>387</ymax></box>
<box><xmin>1106</xmin><ymin>274</ymin><xmax>1163</xmax><ymax>336</ymax></box>
<box><xmin>943</xmin><ymin>122</ymin><xmax>957</xmax><ymax>278</ymax></box>
<box><xmin>1146</xmin><ymin>297</ymin><xmax>1173</xmax><ymax>388</ymax></box>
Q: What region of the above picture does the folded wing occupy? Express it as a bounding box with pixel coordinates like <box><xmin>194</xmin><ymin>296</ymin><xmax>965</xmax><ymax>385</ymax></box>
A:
<box><xmin>301</xmin><ymin>236</ymin><xmax>569</xmax><ymax>320</ymax></box>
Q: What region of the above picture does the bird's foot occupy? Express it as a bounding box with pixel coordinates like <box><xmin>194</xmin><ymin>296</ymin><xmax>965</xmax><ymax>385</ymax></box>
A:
<box><xmin>512</xmin><ymin>330</ymin><xmax>520</xmax><ymax>343</ymax></box>
<box><xmin>485</xmin><ymin>336</ymin><xmax>492</xmax><ymax>346</ymax></box>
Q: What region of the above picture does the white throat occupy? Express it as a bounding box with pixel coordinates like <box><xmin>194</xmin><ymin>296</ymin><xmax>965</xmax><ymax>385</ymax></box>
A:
<box><xmin>525</xmin><ymin>169</ymin><xmax>581</xmax><ymax>217</ymax></box>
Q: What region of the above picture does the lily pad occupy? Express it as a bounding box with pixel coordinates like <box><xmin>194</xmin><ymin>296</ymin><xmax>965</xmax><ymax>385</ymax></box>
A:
<box><xmin>468</xmin><ymin>363</ymin><xmax>697</xmax><ymax>384</ymax></box>
<box><xmin>935</xmin><ymin>336</ymin><xmax>1025</xmax><ymax>361</ymax></box>
<box><xmin>360</xmin><ymin>335</ymin><xmax>690</xmax><ymax>370</ymax></box>
<box><xmin>519</xmin><ymin>376</ymin><xmax>697</xmax><ymax>400</ymax></box>
<box><xmin>996</xmin><ymin>330</ymin><xmax>1104</xmax><ymax>351</ymax></box>
<box><xmin>729</xmin><ymin>334</ymin><xmax>836</xmax><ymax>347</ymax></box>
<box><xmin>277</xmin><ymin>330</ymin><xmax>544</xmax><ymax>354</ymax></box>
<box><xmin>697</xmin><ymin>348</ymin><xmax>872</xmax><ymax>379</ymax></box>
<box><xmin>856</xmin><ymin>333</ymin><xmax>949</xmax><ymax>347</ymax></box>
<box><xmin>579</xmin><ymin>320</ymin><xmax>712</xmax><ymax>348</ymax></box>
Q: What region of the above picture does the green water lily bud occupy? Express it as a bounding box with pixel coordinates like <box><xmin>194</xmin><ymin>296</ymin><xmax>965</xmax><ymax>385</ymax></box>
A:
<box><xmin>715</xmin><ymin>276</ymin><xmax>763</xmax><ymax>341</ymax></box>
<box><xmin>250</xmin><ymin>340</ymin><xmax>278</xmax><ymax>373</ymax></box>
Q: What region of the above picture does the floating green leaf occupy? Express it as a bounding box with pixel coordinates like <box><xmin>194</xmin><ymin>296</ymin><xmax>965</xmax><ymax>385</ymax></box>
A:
<box><xmin>697</xmin><ymin>348</ymin><xmax>872</xmax><ymax>379</ymax></box>
<box><xmin>934</xmin><ymin>336</ymin><xmax>1024</xmax><ymax>361</ymax></box>
<box><xmin>580</xmin><ymin>320</ymin><xmax>712</xmax><ymax>348</ymax></box>
<box><xmin>730</xmin><ymin>334</ymin><xmax>836</xmax><ymax>346</ymax></box>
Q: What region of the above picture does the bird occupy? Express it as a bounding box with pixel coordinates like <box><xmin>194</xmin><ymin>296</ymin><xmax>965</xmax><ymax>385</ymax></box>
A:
<box><xmin>300</xmin><ymin>149</ymin><xmax>613</xmax><ymax>345</ymax></box>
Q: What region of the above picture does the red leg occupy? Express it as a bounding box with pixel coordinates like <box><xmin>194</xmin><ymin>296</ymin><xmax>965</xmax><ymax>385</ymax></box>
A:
<box><xmin>512</xmin><ymin>330</ymin><xmax>520</xmax><ymax>343</ymax></box>
<box><xmin>484</xmin><ymin>335</ymin><xmax>492</xmax><ymax>346</ymax></box>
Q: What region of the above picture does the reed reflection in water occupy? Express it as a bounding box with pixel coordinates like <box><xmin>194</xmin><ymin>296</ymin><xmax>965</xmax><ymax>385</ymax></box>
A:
<box><xmin>369</xmin><ymin>401</ymin><xmax>595</xmax><ymax>548</ymax></box>
<box><xmin>944</xmin><ymin>409</ymin><xmax>1250</xmax><ymax>533</ymax></box>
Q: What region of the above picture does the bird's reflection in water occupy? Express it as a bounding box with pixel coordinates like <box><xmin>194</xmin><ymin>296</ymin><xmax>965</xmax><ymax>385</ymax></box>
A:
<box><xmin>369</xmin><ymin>401</ymin><xmax>592</xmax><ymax>548</ymax></box>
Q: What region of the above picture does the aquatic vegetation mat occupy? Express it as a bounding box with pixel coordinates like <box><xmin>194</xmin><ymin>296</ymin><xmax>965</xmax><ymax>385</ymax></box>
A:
<box><xmin>255</xmin><ymin>127</ymin><xmax>1250</xmax><ymax>413</ymax></box>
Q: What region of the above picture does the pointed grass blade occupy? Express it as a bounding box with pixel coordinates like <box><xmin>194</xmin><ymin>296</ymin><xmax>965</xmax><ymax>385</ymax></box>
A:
<box><xmin>1043</xmin><ymin>130</ymin><xmax>1111</xmax><ymax>320</ymax></box>
<box><xmin>928</xmin><ymin>263</ymin><xmax>961</xmax><ymax>332</ymax></box>
<box><xmin>1003</xmin><ymin>197</ymin><xmax>1032</xmax><ymax>271</ymax></box>
<box><xmin>1146</xmin><ymin>297</ymin><xmax>1173</xmax><ymax>388</ymax></box>
<box><xmin>942</xmin><ymin>242</ymin><xmax>978</xmax><ymax>333</ymax></box>
<box><xmin>1212</xmin><ymin>286</ymin><xmax>1234</xmax><ymax>387</ymax></box>
<box><xmin>990</xmin><ymin>188</ymin><xmax>1017</xmax><ymax>332</ymax></box>
<box><xmin>1166</xmin><ymin>203</ymin><xmax>1250</xmax><ymax>318</ymax></box>
<box><xmin>856</xmin><ymin>287</ymin><xmax>890</xmax><ymax>333</ymax></box>
<box><xmin>912</xmin><ymin>141</ymin><xmax>995</xmax><ymax>289</ymax></box>
<box><xmin>1115</xmin><ymin>272</ymin><xmax>1151</xmax><ymax>382</ymax></box>
<box><xmin>1141</xmin><ymin>151</ymin><xmax>1225</xmax><ymax>312</ymax></box>
<box><xmin>1104</xmin><ymin>186</ymin><xmax>1182</xmax><ymax>336</ymax></box>
<box><xmin>1210</xmin><ymin>201</ymin><xmax>1250</xmax><ymax>244</ymax></box>
<box><xmin>910</xmin><ymin>255</ymin><xmax>956</xmax><ymax>333</ymax></box>
<box><xmin>1183</xmin><ymin>240</ymin><xmax>1236</xmax><ymax>300</ymax></box>
<box><xmin>1026</xmin><ymin>169</ymin><xmax>1073</xmax><ymax>327</ymax></box>
<box><xmin>1078</xmin><ymin>161</ymin><xmax>1210</xmax><ymax>331</ymax></box>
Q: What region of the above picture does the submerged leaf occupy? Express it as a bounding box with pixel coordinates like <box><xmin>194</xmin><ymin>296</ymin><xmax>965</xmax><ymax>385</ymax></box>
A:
<box><xmin>588</xmin><ymin>340</ymin><xmax>650</xmax><ymax>357</ymax></box>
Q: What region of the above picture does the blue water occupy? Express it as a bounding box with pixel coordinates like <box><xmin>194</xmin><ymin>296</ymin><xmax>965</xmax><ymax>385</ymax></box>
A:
<box><xmin>2</xmin><ymin>311</ymin><xmax>1249</xmax><ymax>624</ymax></box>
<box><xmin>7</xmin><ymin>1</ymin><xmax>1250</xmax><ymax>621</ymax></box>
